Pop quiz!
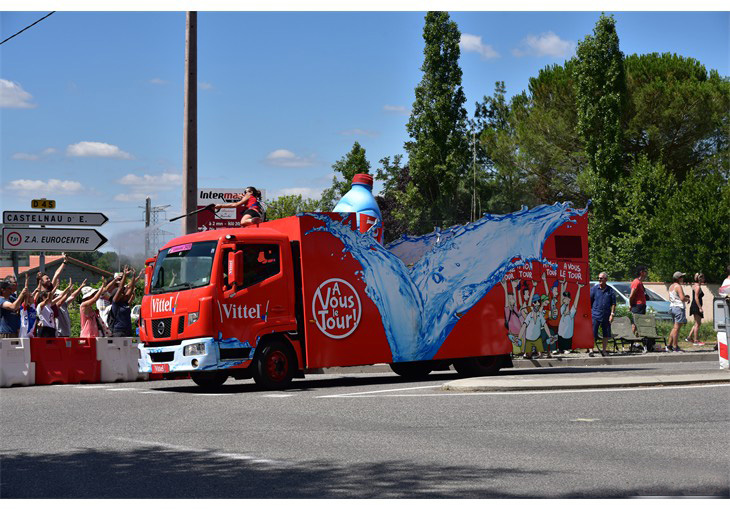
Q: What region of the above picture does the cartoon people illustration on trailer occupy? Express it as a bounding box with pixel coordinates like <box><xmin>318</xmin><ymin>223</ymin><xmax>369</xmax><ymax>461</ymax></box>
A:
<box><xmin>501</xmin><ymin>269</ymin><xmax>584</xmax><ymax>357</ymax></box>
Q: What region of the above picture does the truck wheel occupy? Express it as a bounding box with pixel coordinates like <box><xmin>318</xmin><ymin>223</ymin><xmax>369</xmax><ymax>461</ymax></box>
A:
<box><xmin>453</xmin><ymin>355</ymin><xmax>504</xmax><ymax>377</ymax></box>
<box><xmin>191</xmin><ymin>371</ymin><xmax>229</xmax><ymax>389</ymax></box>
<box><xmin>389</xmin><ymin>361</ymin><xmax>433</xmax><ymax>379</ymax></box>
<box><xmin>253</xmin><ymin>339</ymin><xmax>296</xmax><ymax>390</ymax></box>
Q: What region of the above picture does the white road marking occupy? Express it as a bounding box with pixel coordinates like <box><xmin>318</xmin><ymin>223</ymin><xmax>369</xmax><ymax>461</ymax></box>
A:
<box><xmin>572</xmin><ymin>418</ymin><xmax>599</xmax><ymax>422</ymax></box>
<box><xmin>316</xmin><ymin>384</ymin><xmax>442</xmax><ymax>398</ymax></box>
<box><xmin>316</xmin><ymin>383</ymin><xmax>729</xmax><ymax>398</ymax></box>
<box><xmin>113</xmin><ymin>437</ymin><xmax>286</xmax><ymax>466</ymax></box>
<box><xmin>105</xmin><ymin>388</ymin><xmax>138</xmax><ymax>391</ymax></box>
<box><xmin>261</xmin><ymin>394</ymin><xmax>294</xmax><ymax>398</ymax></box>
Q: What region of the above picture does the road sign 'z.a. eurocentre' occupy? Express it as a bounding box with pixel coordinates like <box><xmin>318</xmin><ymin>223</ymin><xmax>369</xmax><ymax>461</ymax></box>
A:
<box><xmin>2</xmin><ymin>227</ymin><xmax>107</xmax><ymax>252</ymax></box>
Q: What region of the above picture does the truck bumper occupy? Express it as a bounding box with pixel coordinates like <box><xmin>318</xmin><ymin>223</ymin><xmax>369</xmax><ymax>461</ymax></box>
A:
<box><xmin>138</xmin><ymin>337</ymin><xmax>255</xmax><ymax>373</ymax></box>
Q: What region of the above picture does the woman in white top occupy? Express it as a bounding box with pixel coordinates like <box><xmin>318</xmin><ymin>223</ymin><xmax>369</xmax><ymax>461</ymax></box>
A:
<box><xmin>667</xmin><ymin>271</ymin><xmax>690</xmax><ymax>352</ymax></box>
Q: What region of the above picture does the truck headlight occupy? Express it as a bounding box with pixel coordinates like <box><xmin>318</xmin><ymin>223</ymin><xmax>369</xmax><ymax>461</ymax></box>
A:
<box><xmin>183</xmin><ymin>343</ymin><xmax>206</xmax><ymax>356</ymax></box>
<box><xmin>188</xmin><ymin>311</ymin><xmax>200</xmax><ymax>325</ymax></box>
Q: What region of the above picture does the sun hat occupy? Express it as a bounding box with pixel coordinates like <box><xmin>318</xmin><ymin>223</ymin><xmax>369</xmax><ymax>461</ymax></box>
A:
<box><xmin>673</xmin><ymin>271</ymin><xmax>686</xmax><ymax>280</ymax></box>
<box><xmin>80</xmin><ymin>286</ymin><xmax>95</xmax><ymax>300</ymax></box>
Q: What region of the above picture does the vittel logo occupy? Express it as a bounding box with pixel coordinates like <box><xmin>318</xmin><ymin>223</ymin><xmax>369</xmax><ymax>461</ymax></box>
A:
<box><xmin>222</xmin><ymin>303</ymin><xmax>263</xmax><ymax>319</ymax></box>
<box><xmin>152</xmin><ymin>297</ymin><xmax>174</xmax><ymax>314</ymax></box>
<box><xmin>312</xmin><ymin>278</ymin><xmax>362</xmax><ymax>339</ymax></box>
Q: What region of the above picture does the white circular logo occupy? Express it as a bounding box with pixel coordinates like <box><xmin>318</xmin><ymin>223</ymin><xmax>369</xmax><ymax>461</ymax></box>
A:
<box><xmin>312</xmin><ymin>278</ymin><xmax>362</xmax><ymax>339</ymax></box>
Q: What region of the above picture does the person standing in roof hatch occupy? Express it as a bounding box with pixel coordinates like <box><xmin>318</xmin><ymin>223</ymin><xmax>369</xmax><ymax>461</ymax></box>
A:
<box><xmin>215</xmin><ymin>186</ymin><xmax>264</xmax><ymax>227</ymax></box>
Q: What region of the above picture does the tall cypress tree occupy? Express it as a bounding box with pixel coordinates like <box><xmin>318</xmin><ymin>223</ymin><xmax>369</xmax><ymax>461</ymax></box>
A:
<box><xmin>404</xmin><ymin>11</ymin><xmax>471</xmax><ymax>232</ymax></box>
<box><xmin>574</xmin><ymin>13</ymin><xmax>627</xmax><ymax>274</ymax></box>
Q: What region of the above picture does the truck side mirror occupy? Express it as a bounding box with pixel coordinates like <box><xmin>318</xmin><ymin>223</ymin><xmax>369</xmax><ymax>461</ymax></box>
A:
<box><xmin>144</xmin><ymin>258</ymin><xmax>156</xmax><ymax>294</ymax></box>
<box><xmin>228</xmin><ymin>250</ymin><xmax>244</xmax><ymax>287</ymax></box>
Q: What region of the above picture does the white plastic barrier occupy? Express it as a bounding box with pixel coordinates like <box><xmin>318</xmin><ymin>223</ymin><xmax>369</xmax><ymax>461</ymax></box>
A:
<box><xmin>96</xmin><ymin>337</ymin><xmax>130</xmax><ymax>382</ymax></box>
<box><xmin>0</xmin><ymin>338</ymin><xmax>35</xmax><ymax>387</ymax></box>
<box><xmin>126</xmin><ymin>338</ymin><xmax>148</xmax><ymax>381</ymax></box>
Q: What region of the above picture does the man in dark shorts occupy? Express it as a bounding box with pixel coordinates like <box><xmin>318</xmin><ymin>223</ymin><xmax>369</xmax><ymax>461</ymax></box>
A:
<box><xmin>629</xmin><ymin>265</ymin><xmax>653</xmax><ymax>350</ymax></box>
<box><xmin>590</xmin><ymin>272</ymin><xmax>615</xmax><ymax>357</ymax></box>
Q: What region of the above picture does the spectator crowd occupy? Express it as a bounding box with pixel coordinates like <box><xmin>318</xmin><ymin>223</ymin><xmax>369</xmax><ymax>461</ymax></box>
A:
<box><xmin>0</xmin><ymin>254</ymin><xmax>140</xmax><ymax>339</ymax></box>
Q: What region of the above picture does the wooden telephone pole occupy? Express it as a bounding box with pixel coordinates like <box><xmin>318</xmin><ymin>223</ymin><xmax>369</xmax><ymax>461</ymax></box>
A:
<box><xmin>182</xmin><ymin>11</ymin><xmax>198</xmax><ymax>235</ymax></box>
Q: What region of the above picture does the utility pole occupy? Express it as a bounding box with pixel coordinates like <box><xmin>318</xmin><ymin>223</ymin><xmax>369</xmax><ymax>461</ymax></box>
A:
<box><xmin>182</xmin><ymin>11</ymin><xmax>198</xmax><ymax>235</ymax></box>
<box><xmin>144</xmin><ymin>196</ymin><xmax>151</xmax><ymax>259</ymax></box>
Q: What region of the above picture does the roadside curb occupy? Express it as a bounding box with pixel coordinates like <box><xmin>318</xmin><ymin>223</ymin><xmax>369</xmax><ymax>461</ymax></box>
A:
<box><xmin>307</xmin><ymin>351</ymin><xmax>719</xmax><ymax>375</ymax></box>
<box><xmin>442</xmin><ymin>371</ymin><xmax>730</xmax><ymax>393</ymax></box>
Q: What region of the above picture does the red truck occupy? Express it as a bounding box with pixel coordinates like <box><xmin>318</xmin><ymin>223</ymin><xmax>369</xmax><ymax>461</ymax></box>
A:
<box><xmin>139</xmin><ymin>203</ymin><xmax>591</xmax><ymax>389</ymax></box>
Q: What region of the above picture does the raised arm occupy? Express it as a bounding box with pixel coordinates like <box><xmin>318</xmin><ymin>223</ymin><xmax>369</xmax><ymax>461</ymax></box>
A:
<box><xmin>68</xmin><ymin>279</ymin><xmax>87</xmax><ymax>302</ymax></box>
<box><xmin>51</xmin><ymin>253</ymin><xmax>68</xmax><ymax>287</ymax></box>
<box><xmin>541</xmin><ymin>272</ymin><xmax>549</xmax><ymax>295</ymax></box>
<box><xmin>113</xmin><ymin>267</ymin><xmax>129</xmax><ymax>303</ymax></box>
<box><xmin>81</xmin><ymin>279</ymin><xmax>106</xmax><ymax>310</ymax></box>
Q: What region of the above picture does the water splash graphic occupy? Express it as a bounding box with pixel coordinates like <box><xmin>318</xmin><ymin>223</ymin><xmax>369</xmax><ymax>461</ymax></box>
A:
<box><xmin>303</xmin><ymin>203</ymin><xmax>588</xmax><ymax>362</ymax></box>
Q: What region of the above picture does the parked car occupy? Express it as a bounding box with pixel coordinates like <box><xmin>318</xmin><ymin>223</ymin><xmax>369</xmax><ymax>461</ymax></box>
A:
<box><xmin>589</xmin><ymin>281</ymin><xmax>672</xmax><ymax>321</ymax></box>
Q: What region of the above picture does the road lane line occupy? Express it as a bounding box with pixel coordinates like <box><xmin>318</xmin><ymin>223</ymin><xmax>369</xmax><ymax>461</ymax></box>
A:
<box><xmin>113</xmin><ymin>437</ymin><xmax>286</xmax><ymax>466</ymax></box>
<box><xmin>315</xmin><ymin>383</ymin><xmax>729</xmax><ymax>398</ymax></box>
<box><xmin>105</xmin><ymin>388</ymin><xmax>139</xmax><ymax>391</ymax></box>
<box><xmin>316</xmin><ymin>384</ymin><xmax>443</xmax><ymax>398</ymax></box>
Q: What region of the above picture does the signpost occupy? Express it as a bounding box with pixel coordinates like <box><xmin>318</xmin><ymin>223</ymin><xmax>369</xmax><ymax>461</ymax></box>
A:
<box><xmin>2</xmin><ymin>211</ymin><xmax>108</xmax><ymax>227</ymax></box>
<box><xmin>2</xmin><ymin>227</ymin><xmax>108</xmax><ymax>252</ymax></box>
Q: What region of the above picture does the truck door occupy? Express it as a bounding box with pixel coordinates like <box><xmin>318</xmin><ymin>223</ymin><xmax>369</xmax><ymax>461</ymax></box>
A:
<box><xmin>217</xmin><ymin>242</ymin><xmax>293</xmax><ymax>345</ymax></box>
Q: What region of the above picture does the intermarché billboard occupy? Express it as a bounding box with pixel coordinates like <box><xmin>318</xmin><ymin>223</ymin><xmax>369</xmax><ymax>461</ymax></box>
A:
<box><xmin>196</xmin><ymin>188</ymin><xmax>266</xmax><ymax>231</ymax></box>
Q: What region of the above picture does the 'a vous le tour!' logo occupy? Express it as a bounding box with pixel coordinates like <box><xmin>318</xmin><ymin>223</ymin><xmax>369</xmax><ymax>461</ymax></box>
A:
<box><xmin>312</xmin><ymin>278</ymin><xmax>362</xmax><ymax>339</ymax></box>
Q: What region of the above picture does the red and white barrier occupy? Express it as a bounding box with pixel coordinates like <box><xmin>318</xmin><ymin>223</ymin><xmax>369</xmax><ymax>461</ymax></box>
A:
<box><xmin>718</xmin><ymin>332</ymin><xmax>728</xmax><ymax>370</ymax></box>
<box><xmin>0</xmin><ymin>338</ymin><xmax>35</xmax><ymax>387</ymax></box>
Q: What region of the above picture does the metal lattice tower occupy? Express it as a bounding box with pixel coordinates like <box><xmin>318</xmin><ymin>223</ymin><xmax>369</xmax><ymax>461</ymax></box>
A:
<box><xmin>143</xmin><ymin>198</ymin><xmax>173</xmax><ymax>258</ymax></box>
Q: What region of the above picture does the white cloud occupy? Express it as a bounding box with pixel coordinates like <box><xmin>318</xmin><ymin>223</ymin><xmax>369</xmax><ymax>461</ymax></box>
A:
<box><xmin>276</xmin><ymin>187</ymin><xmax>323</xmax><ymax>200</ymax></box>
<box><xmin>6</xmin><ymin>179</ymin><xmax>84</xmax><ymax>194</ymax></box>
<box><xmin>340</xmin><ymin>128</ymin><xmax>378</xmax><ymax>138</ymax></box>
<box><xmin>199</xmin><ymin>82</ymin><xmax>213</xmax><ymax>90</ymax></box>
<box><xmin>11</xmin><ymin>147</ymin><xmax>57</xmax><ymax>161</ymax></box>
<box><xmin>149</xmin><ymin>78</ymin><xmax>168</xmax><ymax>85</ymax></box>
<box><xmin>114</xmin><ymin>192</ymin><xmax>156</xmax><ymax>202</ymax></box>
<box><xmin>67</xmin><ymin>141</ymin><xmax>134</xmax><ymax>159</ymax></box>
<box><xmin>264</xmin><ymin>149</ymin><xmax>317</xmax><ymax>168</ymax></box>
<box><xmin>512</xmin><ymin>32</ymin><xmax>575</xmax><ymax>58</ymax></box>
<box><xmin>383</xmin><ymin>104</ymin><xmax>410</xmax><ymax>115</ymax></box>
<box><xmin>460</xmin><ymin>34</ymin><xmax>500</xmax><ymax>60</ymax></box>
<box><xmin>117</xmin><ymin>172</ymin><xmax>182</xmax><ymax>192</ymax></box>
<box><xmin>12</xmin><ymin>153</ymin><xmax>39</xmax><ymax>161</ymax></box>
<box><xmin>0</xmin><ymin>79</ymin><xmax>36</xmax><ymax>108</ymax></box>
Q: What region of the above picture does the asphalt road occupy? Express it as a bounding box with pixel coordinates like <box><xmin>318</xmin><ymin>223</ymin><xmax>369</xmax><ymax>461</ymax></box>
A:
<box><xmin>1</xmin><ymin>362</ymin><xmax>728</xmax><ymax>498</ymax></box>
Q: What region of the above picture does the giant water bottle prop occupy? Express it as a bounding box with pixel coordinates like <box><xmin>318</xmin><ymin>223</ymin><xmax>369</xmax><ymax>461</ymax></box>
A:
<box><xmin>333</xmin><ymin>173</ymin><xmax>383</xmax><ymax>243</ymax></box>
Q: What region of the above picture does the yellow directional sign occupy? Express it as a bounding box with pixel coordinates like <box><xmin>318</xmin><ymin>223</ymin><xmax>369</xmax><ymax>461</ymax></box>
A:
<box><xmin>31</xmin><ymin>199</ymin><xmax>56</xmax><ymax>210</ymax></box>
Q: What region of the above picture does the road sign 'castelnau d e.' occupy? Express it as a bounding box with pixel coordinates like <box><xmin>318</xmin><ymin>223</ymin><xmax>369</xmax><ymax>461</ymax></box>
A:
<box><xmin>2</xmin><ymin>211</ymin><xmax>109</xmax><ymax>227</ymax></box>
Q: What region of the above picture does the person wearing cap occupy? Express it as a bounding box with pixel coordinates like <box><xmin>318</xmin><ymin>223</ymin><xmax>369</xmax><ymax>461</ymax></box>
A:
<box><xmin>79</xmin><ymin>280</ymin><xmax>107</xmax><ymax>337</ymax></box>
<box><xmin>667</xmin><ymin>271</ymin><xmax>690</xmax><ymax>352</ymax></box>
<box><xmin>0</xmin><ymin>278</ymin><xmax>28</xmax><ymax>338</ymax></box>
<box><xmin>520</xmin><ymin>294</ymin><xmax>556</xmax><ymax>359</ymax></box>
<box><xmin>214</xmin><ymin>186</ymin><xmax>264</xmax><ymax>227</ymax></box>
<box><xmin>590</xmin><ymin>272</ymin><xmax>615</xmax><ymax>357</ymax></box>
<box><xmin>97</xmin><ymin>274</ymin><xmax>122</xmax><ymax>330</ymax></box>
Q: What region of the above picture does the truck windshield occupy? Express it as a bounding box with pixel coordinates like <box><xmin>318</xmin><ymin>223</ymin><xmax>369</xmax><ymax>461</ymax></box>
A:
<box><xmin>150</xmin><ymin>241</ymin><xmax>218</xmax><ymax>294</ymax></box>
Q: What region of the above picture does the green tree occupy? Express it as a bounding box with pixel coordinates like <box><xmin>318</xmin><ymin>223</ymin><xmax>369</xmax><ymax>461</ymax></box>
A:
<box><xmin>266</xmin><ymin>195</ymin><xmax>322</xmax><ymax>220</ymax></box>
<box><xmin>574</xmin><ymin>13</ymin><xmax>627</xmax><ymax>273</ymax></box>
<box><xmin>374</xmin><ymin>155</ymin><xmax>412</xmax><ymax>244</ymax></box>
<box><xmin>320</xmin><ymin>142</ymin><xmax>371</xmax><ymax>211</ymax></box>
<box><xmin>623</xmin><ymin>52</ymin><xmax>730</xmax><ymax>183</ymax></box>
<box><xmin>403</xmin><ymin>11</ymin><xmax>472</xmax><ymax>232</ymax></box>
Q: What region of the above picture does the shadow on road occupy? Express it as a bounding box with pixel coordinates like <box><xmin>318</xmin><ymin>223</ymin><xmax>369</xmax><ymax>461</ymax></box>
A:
<box><xmin>2</xmin><ymin>446</ymin><xmax>725</xmax><ymax>498</ymax></box>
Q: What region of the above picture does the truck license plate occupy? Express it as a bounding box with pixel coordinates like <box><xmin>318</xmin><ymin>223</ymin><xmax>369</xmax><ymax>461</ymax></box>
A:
<box><xmin>152</xmin><ymin>364</ymin><xmax>170</xmax><ymax>373</ymax></box>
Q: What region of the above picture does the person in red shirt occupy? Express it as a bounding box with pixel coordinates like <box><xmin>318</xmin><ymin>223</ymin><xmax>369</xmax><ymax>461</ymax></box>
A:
<box><xmin>215</xmin><ymin>186</ymin><xmax>264</xmax><ymax>227</ymax></box>
<box><xmin>629</xmin><ymin>265</ymin><xmax>648</xmax><ymax>314</ymax></box>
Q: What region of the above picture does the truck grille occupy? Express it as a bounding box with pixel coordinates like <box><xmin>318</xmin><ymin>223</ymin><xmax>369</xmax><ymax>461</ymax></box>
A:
<box><xmin>178</xmin><ymin>316</ymin><xmax>185</xmax><ymax>335</ymax></box>
<box><xmin>151</xmin><ymin>318</ymin><xmax>172</xmax><ymax>338</ymax></box>
<box><xmin>149</xmin><ymin>351</ymin><xmax>175</xmax><ymax>363</ymax></box>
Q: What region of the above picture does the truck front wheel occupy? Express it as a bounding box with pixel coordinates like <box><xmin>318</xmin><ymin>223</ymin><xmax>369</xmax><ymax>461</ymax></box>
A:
<box><xmin>191</xmin><ymin>371</ymin><xmax>229</xmax><ymax>389</ymax></box>
<box><xmin>253</xmin><ymin>339</ymin><xmax>296</xmax><ymax>390</ymax></box>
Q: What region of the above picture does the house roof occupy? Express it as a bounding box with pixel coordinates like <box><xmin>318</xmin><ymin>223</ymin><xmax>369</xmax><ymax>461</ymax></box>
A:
<box><xmin>0</xmin><ymin>255</ymin><xmax>113</xmax><ymax>280</ymax></box>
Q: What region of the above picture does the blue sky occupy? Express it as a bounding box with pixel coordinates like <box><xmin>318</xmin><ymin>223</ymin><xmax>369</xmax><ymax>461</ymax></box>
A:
<box><xmin>1</xmin><ymin>8</ymin><xmax>728</xmax><ymax>257</ymax></box>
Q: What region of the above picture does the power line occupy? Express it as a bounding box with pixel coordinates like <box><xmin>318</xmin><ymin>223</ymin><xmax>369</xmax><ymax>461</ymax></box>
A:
<box><xmin>0</xmin><ymin>12</ymin><xmax>55</xmax><ymax>46</ymax></box>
